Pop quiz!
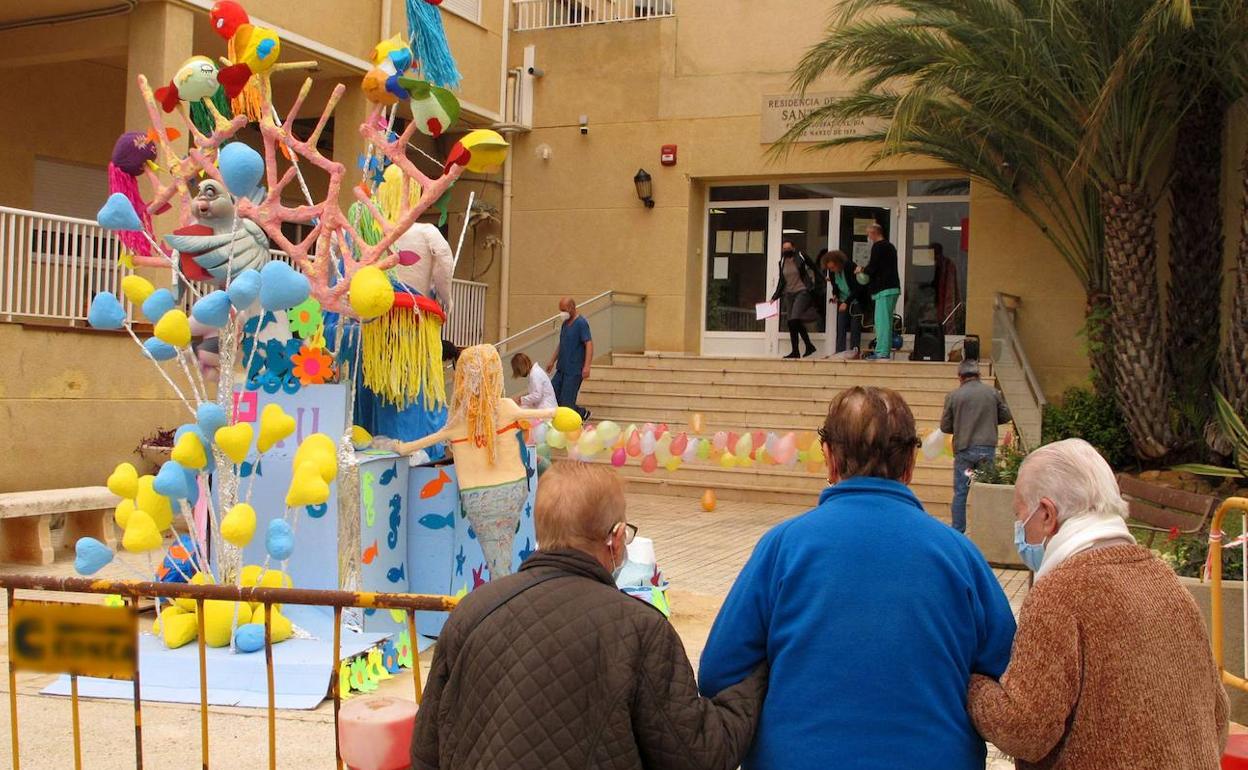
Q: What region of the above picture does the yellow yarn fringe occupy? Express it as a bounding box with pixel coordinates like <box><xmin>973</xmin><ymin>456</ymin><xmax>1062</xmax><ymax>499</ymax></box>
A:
<box><xmin>374</xmin><ymin>164</ymin><xmax>421</xmax><ymax>224</ymax></box>
<box><xmin>228</xmin><ymin>38</ymin><xmax>265</xmax><ymax>122</ymax></box>
<box><xmin>360</xmin><ymin>307</ymin><xmax>446</xmax><ymax>411</ymax></box>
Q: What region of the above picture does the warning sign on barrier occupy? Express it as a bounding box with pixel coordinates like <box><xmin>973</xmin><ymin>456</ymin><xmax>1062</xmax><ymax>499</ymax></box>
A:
<box><xmin>9</xmin><ymin>601</ymin><xmax>137</xmax><ymax>680</ymax></box>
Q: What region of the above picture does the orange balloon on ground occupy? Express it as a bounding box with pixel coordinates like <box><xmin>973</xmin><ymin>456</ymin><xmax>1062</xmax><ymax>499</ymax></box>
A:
<box><xmin>701</xmin><ymin>489</ymin><xmax>717</xmax><ymax>512</ymax></box>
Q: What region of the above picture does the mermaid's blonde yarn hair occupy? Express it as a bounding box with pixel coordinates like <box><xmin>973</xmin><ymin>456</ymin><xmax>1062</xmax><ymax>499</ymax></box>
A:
<box><xmin>451</xmin><ymin>344</ymin><xmax>504</xmax><ymax>463</ymax></box>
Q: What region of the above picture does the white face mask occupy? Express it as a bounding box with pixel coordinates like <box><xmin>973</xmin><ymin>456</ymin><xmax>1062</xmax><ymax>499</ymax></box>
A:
<box><xmin>558</xmin><ymin>310</ymin><xmax>571</xmax><ymax>322</ymax></box>
<box><xmin>607</xmin><ymin>524</ymin><xmax>626</xmax><ymax>580</ymax></box>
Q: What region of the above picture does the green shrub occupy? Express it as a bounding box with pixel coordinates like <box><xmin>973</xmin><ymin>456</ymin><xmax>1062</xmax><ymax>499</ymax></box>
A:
<box><xmin>972</xmin><ymin>445</ymin><xmax>1026</xmax><ymax>485</ymax></box>
<box><xmin>1150</xmin><ymin>512</ymin><xmax>1244</xmax><ymax>581</ymax></box>
<box><xmin>1042</xmin><ymin>387</ymin><xmax>1134</xmax><ymax>469</ymax></box>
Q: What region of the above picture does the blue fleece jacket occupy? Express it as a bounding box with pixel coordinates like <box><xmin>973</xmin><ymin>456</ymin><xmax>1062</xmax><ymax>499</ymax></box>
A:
<box><xmin>698</xmin><ymin>477</ymin><xmax>1016</xmax><ymax>770</ymax></box>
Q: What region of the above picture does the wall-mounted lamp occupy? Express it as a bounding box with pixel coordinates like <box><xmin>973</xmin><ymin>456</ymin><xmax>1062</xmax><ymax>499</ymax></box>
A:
<box><xmin>634</xmin><ymin>169</ymin><xmax>654</xmax><ymax>209</ymax></box>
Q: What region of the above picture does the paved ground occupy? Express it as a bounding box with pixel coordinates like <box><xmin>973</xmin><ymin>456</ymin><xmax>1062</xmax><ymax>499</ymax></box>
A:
<box><xmin>0</xmin><ymin>493</ymin><xmax>1029</xmax><ymax>768</ymax></box>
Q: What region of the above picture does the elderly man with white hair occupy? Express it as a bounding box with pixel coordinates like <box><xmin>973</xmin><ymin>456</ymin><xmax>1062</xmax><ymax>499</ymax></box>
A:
<box><xmin>967</xmin><ymin>438</ymin><xmax>1228</xmax><ymax>770</ymax></box>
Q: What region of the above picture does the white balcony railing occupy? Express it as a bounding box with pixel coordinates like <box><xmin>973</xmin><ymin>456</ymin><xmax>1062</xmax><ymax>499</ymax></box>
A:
<box><xmin>0</xmin><ymin>206</ymin><xmax>487</xmax><ymax>347</ymax></box>
<box><xmin>513</xmin><ymin>0</ymin><xmax>673</xmax><ymax>31</ymax></box>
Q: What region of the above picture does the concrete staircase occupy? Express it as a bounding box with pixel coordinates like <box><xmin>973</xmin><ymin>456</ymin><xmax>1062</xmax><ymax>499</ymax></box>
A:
<box><xmin>578</xmin><ymin>354</ymin><xmax>989</xmax><ymax>522</ymax></box>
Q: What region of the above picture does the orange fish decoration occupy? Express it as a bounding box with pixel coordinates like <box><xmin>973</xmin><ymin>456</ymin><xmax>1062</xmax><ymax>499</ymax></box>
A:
<box><xmin>168</xmin><ymin>543</ymin><xmax>191</xmax><ymax>561</ymax></box>
<box><xmin>361</xmin><ymin>540</ymin><xmax>379</xmax><ymax>565</ymax></box>
<box><xmin>421</xmin><ymin>469</ymin><xmax>452</xmax><ymax>499</ymax></box>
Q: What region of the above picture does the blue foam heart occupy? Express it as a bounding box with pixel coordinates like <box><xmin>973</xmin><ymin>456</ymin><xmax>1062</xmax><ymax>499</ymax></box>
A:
<box><xmin>234</xmin><ymin>623</ymin><xmax>266</xmax><ymax>653</ymax></box>
<box><xmin>266</xmin><ymin>518</ymin><xmax>294</xmax><ymax>561</ymax></box>
<box><xmin>227</xmin><ymin>269</ymin><xmax>262</xmax><ymax>309</ymax></box>
<box><xmin>143</xmin><ymin>337</ymin><xmax>178</xmax><ymax>361</ymax></box>
<box><xmin>219</xmin><ymin>142</ymin><xmax>265</xmax><ymax>198</ymax></box>
<box><xmin>192</xmin><ymin>290</ymin><xmax>231</xmax><ymax>328</ymax></box>
<box><xmin>88</xmin><ymin>292</ymin><xmax>127</xmax><ymax>329</ymax></box>
<box><xmin>197</xmin><ymin>403</ymin><xmax>228</xmax><ymax>438</ymax></box>
<box><xmin>141</xmin><ymin>288</ymin><xmax>176</xmax><ymax>323</ymax></box>
<box><xmin>259</xmin><ymin>261</ymin><xmax>310</xmax><ymax>312</ymax></box>
<box><xmin>74</xmin><ymin>537</ymin><xmax>114</xmax><ymax>576</ymax></box>
<box><xmin>154</xmin><ymin>460</ymin><xmax>190</xmax><ymax>500</ymax></box>
<box><xmin>184</xmin><ymin>467</ymin><xmax>200</xmax><ymax>507</ymax></box>
<box><xmin>97</xmin><ymin>192</ymin><xmax>144</xmax><ymax>232</ymax></box>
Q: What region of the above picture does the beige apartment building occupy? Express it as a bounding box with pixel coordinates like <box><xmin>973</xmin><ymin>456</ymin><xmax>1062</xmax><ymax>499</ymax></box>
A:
<box><xmin>3</xmin><ymin>0</ymin><xmax>1200</xmax><ymax>491</ymax></box>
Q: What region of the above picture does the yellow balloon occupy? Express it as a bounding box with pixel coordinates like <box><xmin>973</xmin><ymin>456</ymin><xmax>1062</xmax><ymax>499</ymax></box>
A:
<box><xmin>215</xmin><ymin>422</ymin><xmax>254</xmax><ymax>464</ymax></box>
<box><xmin>294</xmin><ymin>433</ymin><xmax>338</xmax><ymax>483</ymax></box>
<box><xmin>546</xmin><ymin>427</ymin><xmax>567</xmax><ymax>449</ymax></box>
<box><xmin>154</xmin><ymin>309</ymin><xmax>192</xmax><ymax>348</ymax></box>
<box><xmin>287</xmin><ymin>461</ymin><xmax>331</xmax><ymax>507</ymax></box>
<box><xmin>664</xmin><ymin>456</ymin><xmax>681</xmax><ymax>472</ymax></box>
<box><xmin>220</xmin><ymin>503</ymin><xmax>257</xmax><ymax>548</ymax></box>
<box><xmin>114</xmin><ymin>498</ymin><xmax>136</xmax><ymax>529</ymax></box>
<box><xmin>457</xmin><ymin>129</ymin><xmax>509</xmax><ymax>173</ymax></box>
<box><xmin>552</xmin><ymin>407</ymin><xmax>583</xmax><ymax>434</ymax></box>
<box><xmin>107</xmin><ymin>462</ymin><xmax>139</xmax><ymax>499</ymax></box>
<box><xmin>171</xmin><ymin>431</ymin><xmax>207</xmax><ymax>470</ymax></box>
<box><xmin>135</xmin><ymin>475</ymin><xmax>173</xmax><ymax>532</ymax></box>
<box><xmin>348</xmin><ymin>265</ymin><xmax>395</xmax><ymax>320</ymax></box>
<box><xmin>122</xmin><ymin>509</ymin><xmax>163</xmax><ymax>553</ymax></box>
<box><xmin>719</xmin><ymin>452</ymin><xmax>736</xmax><ymax>469</ymax></box>
<box><xmin>257</xmin><ymin>404</ymin><xmax>296</xmax><ymax>453</ymax></box>
<box><xmin>121</xmin><ymin>274</ymin><xmax>155</xmax><ymax>305</ymax></box>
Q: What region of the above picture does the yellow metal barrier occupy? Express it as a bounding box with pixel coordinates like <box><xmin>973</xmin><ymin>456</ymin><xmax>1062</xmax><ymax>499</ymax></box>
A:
<box><xmin>1206</xmin><ymin>497</ymin><xmax>1248</xmax><ymax>692</ymax></box>
<box><xmin>1</xmin><ymin>574</ymin><xmax>459</xmax><ymax>770</ymax></box>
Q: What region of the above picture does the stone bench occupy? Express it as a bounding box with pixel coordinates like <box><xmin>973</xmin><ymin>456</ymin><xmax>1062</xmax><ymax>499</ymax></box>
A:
<box><xmin>0</xmin><ymin>487</ymin><xmax>119</xmax><ymax>565</ymax></box>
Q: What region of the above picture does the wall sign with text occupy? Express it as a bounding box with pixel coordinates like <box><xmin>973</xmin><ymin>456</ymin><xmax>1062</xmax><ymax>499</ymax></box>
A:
<box><xmin>760</xmin><ymin>93</ymin><xmax>887</xmax><ymax>144</ymax></box>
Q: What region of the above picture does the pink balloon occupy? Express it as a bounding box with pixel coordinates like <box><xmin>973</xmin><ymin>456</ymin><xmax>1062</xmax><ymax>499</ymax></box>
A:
<box><xmin>712</xmin><ymin>431</ymin><xmax>728</xmax><ymax>451</ymax></box>
<box><xmin>611</xmin><ymin>448</ymin><xmax>627</xmax><ymax>467</ymax></box>
<box><xmin>641</xmin><ymin>454</ymin><xmax>658</xmax><ymax>474</ymax></box>
<box><xmin>656</xmin><ymin>423</ymin><xmax>669</xmax><ymax>438</ymax></box>
<box><xmin>670</xmin><ymin>433</ymin><xmax>689</xmax><ymax>456</ymax></box>
<box><xmin>626</xmin><ymin>432</ymin><xmax>642</xmax><ymax>457</ymax></box>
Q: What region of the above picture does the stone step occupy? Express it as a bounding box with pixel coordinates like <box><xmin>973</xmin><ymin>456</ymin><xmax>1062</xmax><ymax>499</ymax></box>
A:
<box><xmin>578</xmin><ymin>391</ymin><xmax>948</xmax><ymax>423</ymax></box>
<box><xmin>591</xmin><ymin>365</ymin><xmax>966</xmax><ymax>390</ymax></box>
<box><xmin>580</xmin><ymin>378</ymin><xmax>957</xmax><ymax>405</ymax></box>
<box><xmin>612</xmin><ymin>353</ymin><xmax>974</xmax><ymax>378</ymax></box>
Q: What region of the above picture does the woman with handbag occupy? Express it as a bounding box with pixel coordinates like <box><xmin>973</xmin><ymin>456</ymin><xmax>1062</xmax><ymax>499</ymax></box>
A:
<box><xmin>771</xmin><ymin>241</ymin><xmax>820</xmax><ymax>358</ymax></box>
<box><xmin>822</xmin><ymin>249</ymin><xmax>871</xmax><ymax>359</ymax></box>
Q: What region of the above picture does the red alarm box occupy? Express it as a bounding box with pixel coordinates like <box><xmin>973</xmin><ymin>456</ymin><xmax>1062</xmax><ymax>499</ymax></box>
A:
<box><xmin>661</xmin><ymin>145</ymin><xmax>677</xmax><ymax>166</ymax></box>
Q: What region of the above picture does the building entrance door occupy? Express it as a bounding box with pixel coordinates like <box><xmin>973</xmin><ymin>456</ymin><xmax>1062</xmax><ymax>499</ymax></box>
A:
<box><xmin>831</xmin><ymin>199</ymin><xmax>897</xmax><ymax>353</ymax></box>
<box><xmin>767</xmin><ymin>207</ymin><xmax>831</xmax><ymax>356</ymax></box>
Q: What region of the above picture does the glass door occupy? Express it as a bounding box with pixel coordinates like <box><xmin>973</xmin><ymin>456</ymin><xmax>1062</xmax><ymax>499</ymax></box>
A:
<box><xmin>772</xmin><ymin>208</ymin><xmax>831</xmax><ymax>355</ymax></box>
<box><xmin>831</xmin><ymin>199</ymin><xmax>898</xmax><ymax>352</ymax></box>
<box><xmin>704</xmin><ymin>206</ymin><xmax>770</xmax><ymax>355</ymax></box>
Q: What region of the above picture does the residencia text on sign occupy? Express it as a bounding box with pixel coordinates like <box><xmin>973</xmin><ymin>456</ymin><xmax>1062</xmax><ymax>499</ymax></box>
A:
<box><xmin>9</xmin><ymin>600</ymin><xmax>137</xmax><ymax>680</ymax></box>
<box><xmin>760</xmin><ymin>92</ymin><xmax>886</xmax><ymax>144</ymax></box>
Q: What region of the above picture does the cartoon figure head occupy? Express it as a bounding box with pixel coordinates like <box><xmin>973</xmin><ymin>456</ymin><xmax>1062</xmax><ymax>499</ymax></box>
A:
<box><xmin>210</xmin><ymin>0</ymin><xmax>249</xmax><ymax>38</ymax></box>
<box><xmin>191</xmin><ymin>179</ymin><xmax>236</xmax><ymax>224</ymax></box>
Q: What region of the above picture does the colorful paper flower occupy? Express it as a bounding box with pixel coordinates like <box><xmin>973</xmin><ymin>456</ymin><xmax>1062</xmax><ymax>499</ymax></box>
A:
<box><xmin>287</xmin><ymin>297</ymin><xmax>322</xmax><ymax>337</ymax></box>
<box><xmin>292</xmin><ymin>345</ymin><xmax>334</xmax><ymax>385</ymax></box>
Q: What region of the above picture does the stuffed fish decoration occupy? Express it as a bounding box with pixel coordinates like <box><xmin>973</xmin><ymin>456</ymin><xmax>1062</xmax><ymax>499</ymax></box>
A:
<box><xmin>155</xmin><ymin>56</ymin><xmax>221</xmax><ymax>113</ymax></box>
<box><xmin>211</xmin><ymin>0</ymin><xmax>282</xmax><ymax>98</ymax></box>
<box><xmin>107</xmin><ymin>130</ymin><xmax>178</xmax><ymax>257</ymax></box>
<box><xmin>399</xmin><ymin>77</ymin><xmax>459</xmax><ymax>137</ymax></box>
<box><xmin>163</xmin><ymin>179</ymin><xmax>270</xmax><ymax>297</ymax></box>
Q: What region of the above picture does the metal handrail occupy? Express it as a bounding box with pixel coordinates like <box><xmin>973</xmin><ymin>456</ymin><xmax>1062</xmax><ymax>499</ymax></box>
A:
<box><xmin>993</xmin><ymin>292</ymin><xmax>1047</xmax><ymax>408</ymax></box>
<box><xmin>1206</xmin><ymin>497</ymin><xmax>1248</xmax><ymax>691</ymax></box>
<box><xmin>494</xmin><ymin>290</ymin><xmax>646</xmax><ymax>353</ymax></box>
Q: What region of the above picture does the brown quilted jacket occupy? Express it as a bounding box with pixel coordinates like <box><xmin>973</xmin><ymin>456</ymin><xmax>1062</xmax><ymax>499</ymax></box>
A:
<box><xmin>411</xmin><ymin>549</ymin><xmax>767</xmax><ymax>770</ymax></box>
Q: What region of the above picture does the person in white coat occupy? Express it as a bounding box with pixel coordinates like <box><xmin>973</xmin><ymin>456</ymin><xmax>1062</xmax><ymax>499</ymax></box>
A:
<box><xmin>392</xmin><ymin>221</ymin><xmax>455</xmax><ymax>316</ymax></box>
<box><xmin>510</xmin><ymin>353</ymin><xmax>558</xmax><ymax>410</ymax></box>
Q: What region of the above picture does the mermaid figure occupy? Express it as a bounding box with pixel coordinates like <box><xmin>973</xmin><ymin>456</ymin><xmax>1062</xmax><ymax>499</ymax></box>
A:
<box><xmin>381</xmin><ymin>344</ymin><xmax>558</xmax><ymax>580</ymax></box>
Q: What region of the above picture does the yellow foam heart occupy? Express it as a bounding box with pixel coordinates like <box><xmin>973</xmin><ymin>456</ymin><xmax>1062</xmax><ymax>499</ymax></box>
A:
<box><xmin>114</xmin><ymin>498</ymin><xmax>136</xmax><ymax>529</ymax></box>
<box><xmin>135</xmin><ymin>474</ymin><xmax>173</xmax><ymax>532</ymax></box>
<box><xmin>249</xmin><ymin>605</ymin><xmax>294</xmax><ymax>643</ymax></box>
<box><xmin>122</xmin><ymin>509</ymin><xmax>163</xmax><ymax>553</ymax></box>
<box><xmin>286</xmin><ymin>460</ymin><xmax>330</xmax><ymax>507</ymax></box>
<box><xmin>106</xmin><ymin>462</ymin><xmax>139</xmax><ymax>499</ymax></box>
<box><xmin>294</xmin><ymin>433</ymin><xmax>337</xmax><ymax>483</ymax></box>
<box><xmin>203</xmin><ymin>600</ymin><xmax>248</xmax><ymax>648</ymax></box>
<box><xmin>552</xmin><ymin>406</ymin><xmax>583</xmax><ymax>434</ymax></box>
<box><xmin>154</xmin><ymin>309</ymin><xmax>192</xmax><ymax>348</ymax></box>
<box><xmin>241</xmin><ymin>565</ymin><xmax>292</xmax><ymax>590</ymax></box>
<box><xmin>256</xmin><ymin>404</ymin><xmax>295</xmax><ymax>453</ymax></box>
<box><xmin>121</xmin><ymin>274</ymin><xmax>155</xmax><ymax>305</ymax></box>
<box><xmin>214</xmin><ymin>422</ymin><xmax>254</xmax><ymax>465</ymax></box>
<box><xmin>220</xmin><ymin>503</ymin><xmax>257</xmax><ymax>548</ymax></box>
<box><xmin>175</xmin><ymin>571</ymin><xmax>215</xmax><ymax>612</ymax></box>
<box><xmin>158</xmin><ymin>606</ymin><xmax>198</xmax><ymax>649</ymax></box>
<box><xmin>171</xmin><ymin>431</ymin><xmax>207</xmax><ymax>470</ymax></box>
<box><xmin>351</xmin><ymin>425</ymin><xmax>372</xmax><ymax>449</ymax></box>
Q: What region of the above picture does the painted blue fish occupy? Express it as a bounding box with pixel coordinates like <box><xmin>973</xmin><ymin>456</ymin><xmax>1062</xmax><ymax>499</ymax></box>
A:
<box><xmin>306</xmin><ymin>502</ymin><xmax>328</xmax><ymax>519</ymax></box>
<box><xmin>386</xmin><ymin>564</ymin><xmax>405</xmax><ymax>584</ymax></box>
<box><xmin>524</xmin><ymin>503</ymin><xmax>532</xmax><ymax>519</ymax></box>
<box><xmin>418</xmin><ymin>512</ymin><xmax>454</xmax><ymax>530</ymax></box>
<box><xmin>387</xmin><ymin>494</ymin><xmax>402</xmax><ymax>550</ymax></box>
<box><xmin>467</xmin><ymin>525</ymin><xmax>476</xmax><ymax>540</ymax></box>
<box><xmin>455</xmin><ymin>546</ymin><xmax>465</xmax><ymax>576</ymax></box>
<box><xmin>518</xmin><ymin>538</ymin><xmax>534</xmax><ymax>562</ymax></box>
<box><xmin>364</xmin><ymin>608</ymin><xmax>376</xmax><ymax>616</ymax></box>
<box><xmin>379</xmin><ymin>462</ymin><xmax>398</xmax><ymax>486</ymax></box>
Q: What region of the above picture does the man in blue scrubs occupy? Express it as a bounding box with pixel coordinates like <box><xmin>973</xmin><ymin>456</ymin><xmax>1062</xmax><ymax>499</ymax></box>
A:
<box><xmin>546</xmin><ymin>297</ymin><xmax>593</xmax><ymax>420</ymax></box>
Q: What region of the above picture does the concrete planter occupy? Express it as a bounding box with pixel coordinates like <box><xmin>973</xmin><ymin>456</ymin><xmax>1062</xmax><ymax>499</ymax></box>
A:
<box><xmin>967</xmin><ymin>482</ymin><xmax>1023</xmax><ymax>568</ymax></box>
<box><xmin>1182</xmin><ymin>576</ymin><xmax>1248</xmax><ymax>723</ymax></box>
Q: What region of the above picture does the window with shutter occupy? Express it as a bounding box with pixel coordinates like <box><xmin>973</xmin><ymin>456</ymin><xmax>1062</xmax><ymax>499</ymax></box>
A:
<box><xmin>440</xmin><ymin>0</ymin><xmax>481</xmax><ymax>23</ymax></box>
<box><xmin>32</xmin><ymin>158</ymin><xmax>109</xmax><ymax>221</ymax></box>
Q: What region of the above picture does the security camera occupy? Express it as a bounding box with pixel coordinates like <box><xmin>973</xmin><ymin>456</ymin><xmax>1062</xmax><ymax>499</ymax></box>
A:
<box><xmin>527</xmin><ymin>66</ymin><xmax>545</xmax><ymax>78</ymax></box>
<box><xmin>579</xmin><ymin>115</ymin><xmax>589</xmax><ymax>135</ymax></box>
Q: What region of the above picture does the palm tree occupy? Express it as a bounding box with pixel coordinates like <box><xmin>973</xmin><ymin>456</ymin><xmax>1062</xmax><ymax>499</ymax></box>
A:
<box><xmin>778</xmin><ymin>0</ymin><xmax>1187</xmax><ymax>459</ymax></box>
